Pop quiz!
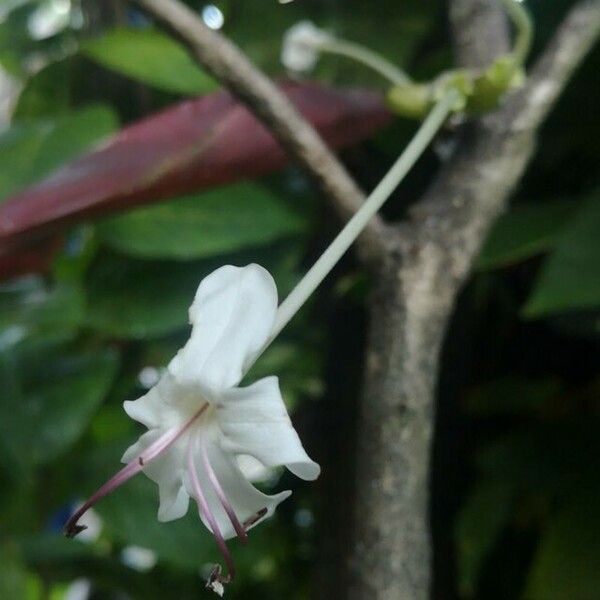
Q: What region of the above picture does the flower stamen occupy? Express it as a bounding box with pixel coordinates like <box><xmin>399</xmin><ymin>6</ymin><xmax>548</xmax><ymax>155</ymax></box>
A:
<box><xmin>243</xmin><ymin>507</ymin><xmax>268</xmax><ymax>530</ymax></box>
<box><xmin>201</xmin><ymin>441</ymin><xmax>248</xmax><ymax>543</ymax></box>
<box><xmin>187</xmin><ymin>438</ymin><xmax>235</xmax><ymax>584</ymax></box>
<box><xmin>64</xmin><ymin>403</ymin><xmax>208</xmax><ymax>538</ymax></box>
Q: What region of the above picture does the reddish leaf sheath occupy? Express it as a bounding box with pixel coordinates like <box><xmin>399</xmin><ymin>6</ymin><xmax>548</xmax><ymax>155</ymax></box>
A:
<box><xmin>0</xmin><ymin>236</ymin><xmax>62</xmax><ymax>279</ymax></box>
<box><xmin>0</xmin><ymin>82</ymin><xmax>391</xmax><ymax>257</ymax></box>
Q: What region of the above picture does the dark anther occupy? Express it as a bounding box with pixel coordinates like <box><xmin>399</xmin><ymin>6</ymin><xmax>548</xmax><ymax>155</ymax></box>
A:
<box><xmin>206</xmin><ymin>563</ymin><xmax>231</xmax><ymax>590</ymax></box>
<box><xmin>64</xmin><ymin>523</ymin><xmax>87</xmax><ymax>539</ymax></box>
<box><xmin>242</xmin><ymin>507</ymin><xmax>267</xmax><ymax>529</ymax></box>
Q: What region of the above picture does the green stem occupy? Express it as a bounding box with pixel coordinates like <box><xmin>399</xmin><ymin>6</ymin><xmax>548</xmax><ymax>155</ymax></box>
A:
<box><xmin>269</xmin><ymin>89</ymin><xmax>459</xmax><ymax>343</ymax></box>
<box><xmin>502</xmin><ymin>0</ymin><xmax>533</xmax><ymax>64</ymax></box>
<box><xmin>319</xmin><ymin>38</ymin><xmax>412</xmax><ymax>86</ymax></box>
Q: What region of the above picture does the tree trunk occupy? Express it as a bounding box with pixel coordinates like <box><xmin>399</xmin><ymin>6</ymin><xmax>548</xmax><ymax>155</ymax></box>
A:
<box><xmin>349</xmin><ymin>248</ymin><xmax>455</xmax><ymax>599</ymax></box>
<box><xmin>347</xmin><ymin>4</ymin><xmax>599</xmax><ymax>592</ymax></box>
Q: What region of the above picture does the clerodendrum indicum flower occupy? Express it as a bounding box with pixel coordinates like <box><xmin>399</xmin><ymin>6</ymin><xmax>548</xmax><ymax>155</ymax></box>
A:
<box><xmin>65</xmin><ymin>265</ymin><xmax>320</xmax><ymax>592</ymax></box>
<box><xmin>281</xmin><ymin>20</ymin><xmax>332</xmax><ymax>72</ymax></box>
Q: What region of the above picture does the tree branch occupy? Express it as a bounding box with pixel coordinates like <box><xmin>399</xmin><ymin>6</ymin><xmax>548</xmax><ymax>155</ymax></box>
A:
<box><xmin>132</xmin><ymin>0</ymin><xmax>390</xmax><ymax>263</ymax></box>
<box><xmin>349</xmin><ymin>1</ymin><xmax>599</xmax><ymax>598</ymax></box>
<box><xmin>508</xmin><ymin>0</ymin><xmax>600</xmax><ymax>132</ymax></box>
<box><xmin>411</xmin><ymin>0</ymin><xmax>600</xmax><ymax>275</ymax></box>
<box><xmin>449</xmin><ymin>0</ymin><xmax>510</xmax><ymax>67</ymax></box>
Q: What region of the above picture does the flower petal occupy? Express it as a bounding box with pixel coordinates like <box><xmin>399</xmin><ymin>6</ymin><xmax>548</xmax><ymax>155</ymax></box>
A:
<box><xmin>122</xmin><ymin>430</ymin><xmax>190</xmax><ymax>522</ymax></box>
<box><xmin>123</xmin><ymin>373</ymin><xmax>182</xmax><ymax>430</ymax></box>
<box><xmin>216</xmin><ymin>376</ymin><xmax>320</xmax><ymax>481</ymax></box>
<box><xmin>236</xmin><ymin>454</ymin><xmax>271</xmax><ymax>482</ymax></box>
<box><xmin>124</xmin><ymin>372</ymin><xmax>206</xmax><ymax>429</ymax></box>
<box><xmin>281</xmin><ymin>21</ymin><xmax>331</xmax><ymax>72</ymax></box>
<box><xmin>185</xmin><ymin>436</ymin><xmax>290</xmax><ymax>540</ymax></box>
<box><xmin>169</xmin><ymin>265</ymin><xmax>278</xmax><ymax>391</ymax></box>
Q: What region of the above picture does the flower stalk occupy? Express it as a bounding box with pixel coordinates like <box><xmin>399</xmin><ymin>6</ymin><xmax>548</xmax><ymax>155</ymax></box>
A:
<box><xmin>502</xmin><ymin>0</ymin><xmax>533</xmax><ymax>65</ymax></box>
<box><xmin>318</xmin><ymin>37</ymin><xmax>412</xmax><ymax>86</ymax></box>
<box><xmin>269</xmin><ymin>88</ymin><xmax>460</xmax><ymax>343</ymax></box>
<box><xmin>281</xmin><ymin>20</ymin><xmax>411</xmax><ymax>85</ymax></box>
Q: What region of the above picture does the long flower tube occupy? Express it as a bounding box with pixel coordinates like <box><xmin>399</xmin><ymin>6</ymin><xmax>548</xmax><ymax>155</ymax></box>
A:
<box><xmin>502</xmin><ymin>0</ymin><xmax>534</xmax><ymax>65</ymax></box>
<box><xmin>281</xmin><ymin>20</ymin><xmax>411</xmax><ymax>85</ymax></box>
<box><xmin>269</xmin><ymin>88</ymin><xmax>460</xmax><ymax>342</ymax></box>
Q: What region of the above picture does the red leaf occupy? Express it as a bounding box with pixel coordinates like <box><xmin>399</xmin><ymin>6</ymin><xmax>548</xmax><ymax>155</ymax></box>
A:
<box><xmin>0</xmin><ymin>237</ymin><xmax>61</xmax><ymax>280</ymax></box>
<box><xmin>0</xmin><ymin>82</ymin><xmax>391</xmax><ymax>256</ymax></box>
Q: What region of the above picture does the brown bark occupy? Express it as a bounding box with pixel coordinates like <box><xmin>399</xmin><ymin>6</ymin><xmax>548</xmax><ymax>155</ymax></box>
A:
<box><xmin>349</xmin><ymin>251</ymin><xmax>454</xmax><ymax>599</ymax></box>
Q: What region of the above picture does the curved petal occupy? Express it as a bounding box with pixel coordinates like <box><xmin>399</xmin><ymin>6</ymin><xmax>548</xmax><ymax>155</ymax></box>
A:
<box><xmin>123</xmin><ymin>373</ymin><xmax>184</xmax><ymax>430</ymax></box>
<box><xmin>125</xmin><ymin>371</ymin><xmax>209</xmax><ymax>431</ymax></box>
<box><xmin>168</xmin><ymin>264</ymin><xmax>278</xmax><ymax>391</ymax></box>
<box><xmin>185</xmin><ymin>435</ymin><xmax>290</xmax><ymax>540</ymax></box>
<box><xmin>122</xmin><ymin>430</ymin><xmax>190</xmax><ymax>522</ymax></box>
<box><xmin>216</xmin><ymin>376</ymin><xmax>320</xmax><ymax>481</ymax></box>
<box><xmin>236</xmin><ymin>454</ymin><xmax>272</xmax><ymax>482</ymax></box>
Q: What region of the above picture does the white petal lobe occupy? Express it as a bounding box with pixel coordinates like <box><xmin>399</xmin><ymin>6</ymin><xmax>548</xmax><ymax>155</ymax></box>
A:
<box><xmin>169</xmin><ymin>265</ymin><xmax>278</xmax><ymax>391</ymax></box>
<box><xmin>123</xmin><ymin>372</ymin><xmax>182</xmax><ymax>429</ymax></box>
<box><xmin>217</xmin><ymin>376</ymin><xmax>321</xmax><ymax>481</ymax></box>
<box><xmin>122</xmin><ymin>431</ymin><xmax>190</xmax><ymax>522</ymax></box>
<box><xmin>281</xmin><ymin>21</ymin><xmax>331</xmax><ymax>72</ymax></box>
<box><xmin>185</xmin><ymin>438</ymin><xmax>290</xmax><ymax>540</ymax></box>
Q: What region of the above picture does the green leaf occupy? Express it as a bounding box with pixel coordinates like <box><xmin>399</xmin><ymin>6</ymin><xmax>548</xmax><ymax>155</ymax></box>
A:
<box><xmin>0</xmin><ymin>551</ymin><xmax>25</xmax><ymax>599</ymax></box>
<box><xmin>477</xmin><ymin>200</ymin><xmax>578</xmax><ymax>270</ymax></box>
<box><xmin>0</xmin><ymin>4</ymin><xmax>35</xmax><ymax>56</ymax></box>
<box><xmin>0</xmin><ymin>546</ymin><xmax>39</xmax><ymax>600</ymax></box>
<box><xmin>17</xmin><ymin>533</ymin><xmax>93</xmax><ymax>564</ymax></box>
<box><xmin>30</xmin><ymin>105</ymin><xmax>118</xmax><ymax>181</ymax></box>
<box><xmin>85</xmin><ymin>239</ymin><xmax>306</xmax><ymax>340</ymax></box>
<box><xmin>246</xmin><ymin>341</ymin><xmax>324</xmax><ymax>411</ymax></box>
<box><xmin>96</xmin><ymin>183</ymin><xmax>306</xmax><ymax>260</ymax></box>
<box><xmin>525</xmin><ymin>485</ymin><xmax>600</xmax><ymax>600</ymax></box>
<box><xmin>0</xmin><ymin>105</ymin><xmax>118</xmax><ymax>201</ymax></box>
<box><xmin>98</xmin><ymin>475</ymin><xmax>215</xmax><ymax>571</ymax></box>
<box><xmin>467</xmin><ymin>55</ymin><xmax>523</xmax><ymax>114</ymax></box>
<box><xmin>82</xmin><ymin>28</ymin><xmax>218</xmax><ymax>95</ymax></box>
<box><xmin>476</xmin><ymin>422</ymin><xmax>600</xmax><ymax>497</ymax></box>
<box><xmin>455</xmin><ymin>479</ymin><xmax>514</xmax><ymax>598</ymax></box>
<box><xmin>84</xmin><ymin>256</ymin><xmax>202</xmax><ymax>340</ymax></box>
<box><xmin>0</xmin><ymin>278</ymin><xmax>85</xmax><ymax>349</ymax></box>
<box><xmin>0</xmin><ymin>348</ymin><xmax>119</xmax><ymax>467</ymax></box>
<box><xmin>0</xmin><ymin>124</ymin><xmax>46</xmax><ymax>201</ymax></box>
<box><xmin>523</xmin><ymin>194</ymin><xmax>600</xmax><ymax>317</ymax></box>
<box><xmin>12</xmin><ymin>58</ymin><xmax>71</xmax><ymax>120</ymax></box>
<box><xmin>464</xmin><ymin>376</ymin><xmax>563</xmax><ymax>416</ymax></box>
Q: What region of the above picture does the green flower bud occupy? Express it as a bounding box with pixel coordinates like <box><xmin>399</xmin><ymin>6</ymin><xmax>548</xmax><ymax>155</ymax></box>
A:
<box><xmin>386</xmin><ymin>83</ymin><xmax>432</xmax><ymax>120</ymax></box>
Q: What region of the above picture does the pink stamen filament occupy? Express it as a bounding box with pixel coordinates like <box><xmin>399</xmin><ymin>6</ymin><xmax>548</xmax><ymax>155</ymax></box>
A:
<box><xmin>201</xmin><ymin>441</ymin><xmax>248</xmax><ymax>543</ymax></box>
<box><xmin>64</xmin><ymin>403</ymin><xmax>208</xmax><ymax>538</ymax></box>
<box><xmin>187</xmin><ymin>438</ymin><xmax>235</xmax><ymax>583</ymax></box>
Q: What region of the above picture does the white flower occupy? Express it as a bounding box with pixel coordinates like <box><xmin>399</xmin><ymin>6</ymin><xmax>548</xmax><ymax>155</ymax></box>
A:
<box><xmin>65</xmin><ymin>265</ymin><xmax>319</xmax><ymax>588</ymax></box>
<box><xmin>64</xmin><ymin>579</ymin><xmax>91</xmax><ymax>600</ymax></box>
<box><xmin>121</xmin><ymin>545</ymin><xmax>158</xmax><ymax>572</ymax></box>
<box><xmin>281</xmin><ymin>20</ymin><xmax>332</xmax><ymax>72</ymax></box>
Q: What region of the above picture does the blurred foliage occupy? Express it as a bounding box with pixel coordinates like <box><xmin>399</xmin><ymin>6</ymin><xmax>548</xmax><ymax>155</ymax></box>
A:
<box><xmin>0</xmin><ymin>1</ymin><xmax>598</xmax><ymax>599</ymax></box>
<box><xmin>0</xmin><ymin>104</ymin><xmax>117</xmax><ymax>198</ymax></box>
<box><xmin>82</xmin><ymin>27</ymin><xmax>218</xmax><ymax>95</ymax></box>
<box><xmin>476</xmin><ymin>200</ymin><xmax>578</xmax><ymax>271</ymax></box>
<box><xmin>522</xmin><ymin>192</ymin><xmax>600</xmax><ymax>318</ymax></box>
<box><xmin>96</xmin><ymin>183</ymin><xmax>307</xmax><ymax>260</ymax></box>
